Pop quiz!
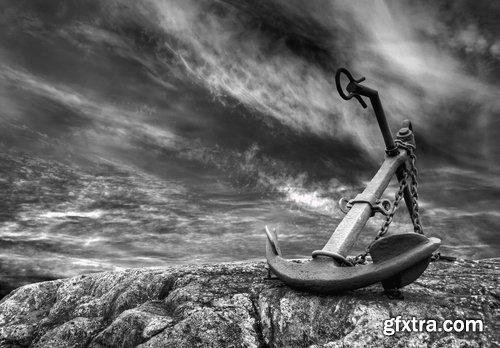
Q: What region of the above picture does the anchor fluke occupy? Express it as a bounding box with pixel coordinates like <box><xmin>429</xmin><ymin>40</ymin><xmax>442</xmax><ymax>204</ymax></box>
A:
<box><xmin>265</xmin><ymin>226</ymin><xmax>282</xmax><ymax>257</ymax></box>
<box><xmin>370</xmin><ymin>233</ymin><xmax>439</xmax><ymax>289</ymax></box>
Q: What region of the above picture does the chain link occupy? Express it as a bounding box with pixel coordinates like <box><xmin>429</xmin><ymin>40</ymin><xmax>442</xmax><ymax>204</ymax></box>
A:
<box><xmin>350</xmin><ymin>141</ymin><xmax>423</xmax><ymax>265</ymax></box>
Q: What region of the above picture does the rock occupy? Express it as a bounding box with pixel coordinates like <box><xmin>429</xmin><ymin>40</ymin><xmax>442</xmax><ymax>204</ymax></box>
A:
<box><xmin>0</xmin><ymin>259</ymin><xmax>499</xmax><ymax>347</ymax></box>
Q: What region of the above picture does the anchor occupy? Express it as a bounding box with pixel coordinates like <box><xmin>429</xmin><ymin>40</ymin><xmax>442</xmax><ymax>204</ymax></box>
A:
<box><xmin>264</xmin><ymin>68</ymin><xmax>440</xmax><ymax>294</ymax></box>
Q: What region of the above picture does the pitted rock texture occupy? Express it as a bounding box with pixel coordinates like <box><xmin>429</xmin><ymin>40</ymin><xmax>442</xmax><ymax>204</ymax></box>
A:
<box><xmin>0</xmin><ymin>259</ymin><xmax>498</xmax><ymax>347</ymax></box>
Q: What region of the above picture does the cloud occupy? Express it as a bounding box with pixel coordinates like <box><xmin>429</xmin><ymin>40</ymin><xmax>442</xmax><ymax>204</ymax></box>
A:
<box><xmin>142</xmin><ymin>0</ymin><xmax>367</xmax><ymax>141</ymax></box>
<box><xmin>0</xmin><ymin>64</ymin><xmax>183</xmax><ymax>153</ymax></box>
<box><xmin>140</xmin><ymin>0</ymin><xmax>499</xmax><ymax>165</ymax></box>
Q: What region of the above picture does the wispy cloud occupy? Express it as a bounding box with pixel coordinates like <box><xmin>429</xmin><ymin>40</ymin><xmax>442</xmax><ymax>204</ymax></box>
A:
<box><xmin>139</xmin><ymin>0</ymin><xmax>499</xmax><ymax>166</ymax></box>
<box><xmin>143</xmin><ymin>0</ymin><xmax>362</xmax><ymax>140</ymax></box>
<box><xmin>0</xmin><ymin>64</ymin><xmax>182</xmax><ymax>153</ymax></box>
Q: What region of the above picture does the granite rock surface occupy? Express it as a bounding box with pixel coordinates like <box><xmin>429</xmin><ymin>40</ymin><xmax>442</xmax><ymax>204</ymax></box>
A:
<box><xmin>0</xmin><ymin>259</ymin><xmax>499</xmax><ymax>347</ymax></box>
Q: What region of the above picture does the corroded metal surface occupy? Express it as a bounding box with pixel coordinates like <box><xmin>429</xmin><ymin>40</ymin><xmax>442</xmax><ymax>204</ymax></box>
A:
<box><xmin>264</xmin><ymin>151</ymin><xmax>441</xmax><ymax>293</ymax></box>
<box><xmin>266</xmin><ymin>233</ymin><xmax>440</xmax><ymax>293</ymax></box>
<box><xmin>322</xmin><ymin>151</ymin><xmax>408</xmax><ymax>256</ymax></box>
<box><xmin>264</xmin><ymin>68</ymin><xmax>441</xmax><ymax>293</ymax></box>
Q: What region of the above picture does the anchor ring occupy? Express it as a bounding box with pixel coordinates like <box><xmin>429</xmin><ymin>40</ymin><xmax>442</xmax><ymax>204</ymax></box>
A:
<box><xmin>335</xmin><ymin>67</ymin><xmax>368</xmax><ymax>108</ymax></box>
<box><xmin>312</xmin><ymin>250</ymin><xmax>354</xmax><ymax>267</ymax></box>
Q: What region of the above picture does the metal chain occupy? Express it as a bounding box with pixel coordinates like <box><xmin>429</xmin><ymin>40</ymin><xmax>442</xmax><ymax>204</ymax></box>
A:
<box><xmin>397</xmin><ymin>140</ymin><xmax>424</xmax><ymax>235</ymax></box>
<box><xmin>408</xmin><ymin>151</ymin><xmax>423</xmax><ymax>234</ymax></box>
<box><xmin>350</xmin><ymin>141</ymin><xmax>423</xmax><ymax>265</ymax></box>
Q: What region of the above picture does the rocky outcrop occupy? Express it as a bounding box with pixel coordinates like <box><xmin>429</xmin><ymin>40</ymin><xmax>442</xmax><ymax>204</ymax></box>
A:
<box><xmin>0</xmin><ymin>259</ymin><xmax>499</xmax><ymax>347</ymax></box>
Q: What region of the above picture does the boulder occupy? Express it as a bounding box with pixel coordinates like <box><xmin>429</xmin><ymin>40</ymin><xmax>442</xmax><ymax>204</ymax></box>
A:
<box><xmin>0</xmin><ymin>259</ymin><xmax>498</xmax><ymax>347</ymax></box>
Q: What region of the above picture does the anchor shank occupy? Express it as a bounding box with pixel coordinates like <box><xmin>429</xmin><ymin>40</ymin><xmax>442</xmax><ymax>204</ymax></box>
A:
<box><xmin>367</xmin><ymin>92</ymin><xmax>397</xmax><ymax>155</ymax></box>
<box><xmin>322</xmin><ymin>151</ymin><xmax>408</xmax><ymax>255</ymax></box>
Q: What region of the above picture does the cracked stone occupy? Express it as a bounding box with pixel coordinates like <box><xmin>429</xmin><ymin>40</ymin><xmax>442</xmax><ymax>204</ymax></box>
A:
<box><xmin>0</xmin><ymin>259</ymin><xmax>498</xmax><ymax>347</ymax></box>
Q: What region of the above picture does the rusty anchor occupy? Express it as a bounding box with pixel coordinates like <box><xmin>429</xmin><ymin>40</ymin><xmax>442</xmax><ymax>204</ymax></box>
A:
<box><xmin>264</xmin><ymin>68</ymin><xmax>440</xmax><ymax>294</ymax></box>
